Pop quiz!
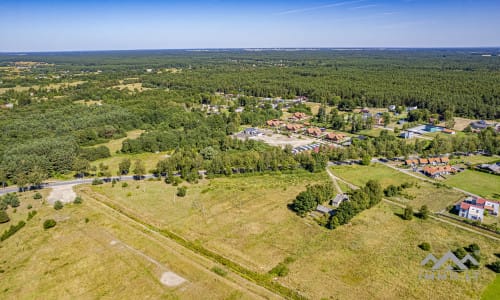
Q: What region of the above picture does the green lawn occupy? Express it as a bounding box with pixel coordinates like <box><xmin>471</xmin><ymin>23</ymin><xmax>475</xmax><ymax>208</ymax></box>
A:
<box><xmin>482</xmin><ymin>275</ymin><xmax>500</xmax><ymax>300</ymax></box>
<box><xmin>330</xmin><ymin>164</ymin><xmax>465</xmax><ymax>211</ymax></box>
<box><xmin>445</xmin><ymin>170</ymin><xmax>500</xmax><ymax>199</ymax></box>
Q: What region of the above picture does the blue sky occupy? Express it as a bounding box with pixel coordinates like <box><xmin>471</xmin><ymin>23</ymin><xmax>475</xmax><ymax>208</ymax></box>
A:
<box><xmin>1</xmin><ymin>0</ymin><xmax>499</xmax><ymax>51</ymax></box>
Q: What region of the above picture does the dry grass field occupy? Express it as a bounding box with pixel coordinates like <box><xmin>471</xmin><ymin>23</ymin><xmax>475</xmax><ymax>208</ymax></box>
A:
<box><xmin>84</xmin><ymin>172</ymin><xmax>499</xmax><ymax>299</ymax></box>
<box><xmin>0</xmin><ymin>189</ymin><xmax>266</xmax><ymax>300</ymax></box>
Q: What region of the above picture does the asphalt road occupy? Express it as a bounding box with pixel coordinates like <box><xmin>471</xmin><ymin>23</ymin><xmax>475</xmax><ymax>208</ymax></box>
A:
<box><xmin>0</xmin><ymin>174</ymin><xmax>157</xmax><ymax>196</ymax></box>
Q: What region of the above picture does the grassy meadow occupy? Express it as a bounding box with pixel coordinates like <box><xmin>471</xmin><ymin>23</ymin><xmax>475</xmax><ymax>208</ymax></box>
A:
<box><xmin>445</xmin><ymin>170</ymin><xmax>500</xmax><ymax>200</ymax></box>
<box><xmin>84</xmin><ymin>172</ymin><xmax>499</xmax><ymax>299</ymax></box>
<box><xmin>330</xmin><ymin>163</ymin><xmax>465</xmax><ymax>211</ymax></box>
<box><xmin>0</xmin><ymin>189</ymin><xmax>263</xmax><ymax>300</ymax></box>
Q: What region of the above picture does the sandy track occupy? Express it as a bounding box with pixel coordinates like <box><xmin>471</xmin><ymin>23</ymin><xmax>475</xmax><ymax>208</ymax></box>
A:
<box><xmin>47</xmin><ymin>184</ymin><xmax>77</xmax><ymax>204</ymax></box>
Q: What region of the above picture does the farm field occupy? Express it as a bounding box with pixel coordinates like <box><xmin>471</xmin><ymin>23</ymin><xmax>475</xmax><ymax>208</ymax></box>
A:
<box><xmin>0</xmin><ymin>189</ymin><xmax>264</xmax><ymax>300</ymax></box>
<box><xmin>83</xmin><ymin>173</ymin><xmax>499</xmax><ymax>300</ymax></box>
<box><xmin>445</xmin><ymin>170</ymin><xmax>500</xmax><ymax>200</ymax></box>
<box><xmin>330</xmin><ymin>163</ymin><xmax>465</xmax><ymax>211</ymax></box>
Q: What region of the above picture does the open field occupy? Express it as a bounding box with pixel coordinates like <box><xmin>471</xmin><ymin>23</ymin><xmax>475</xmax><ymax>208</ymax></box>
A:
<box><xmin>91</xmin><ymin>151</ymin><xmax>169</xmax><ymax>175</ymax></box>
<box><xmin>445</xmin><ymin>170</ymin><xmax>500</xmax><ymax>200</ymax></box>
<box><xmin>330</xmin><ymin>164</ymin><xmax>465</xmax><ymax>211</ymax></box>
<box><xmin>450</xmin><ymin>155</ymin><xmax>499</xmax><ymax>166</ymax></box>
<box><xmin>0</xmin><ymin>81</ymin><xmax>86</xmax><ymax>94</ymax></box>
<box><xmin>91</xmin><ymin>129</ymin><xmax>145</xmax><ymax>154</ymax></box>
<box><xmin>112</xmin><ymin>82</ymin><xmax>149</xmax><ymax>92</ymax></box>
<box><xmin>87</xmin><ymin>171</ymin><xmax>329</xmax><ymax>271</ymax></box>
<box><xmin>0</xmin><ymin>189</ymin><xmax>264</xmax><ymax>299</ymax></box>
<box><xmin>83</xmin><ymin>173</ymin><xmax>499</xmax><ymax>299</ymax></box>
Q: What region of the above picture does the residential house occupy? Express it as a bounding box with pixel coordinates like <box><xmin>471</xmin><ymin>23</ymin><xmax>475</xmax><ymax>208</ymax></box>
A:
<box><xmin>306</xmin><ymin>127</ymin><xmax>323</xmax><ymax>137</ymax></box>
<box><xmin>457</xmin><ymin>196</ymin><xmax>499</xmax><ymax>221</ymax></box>
<box><xmin>407</xmin><ymin>106</ymin><xmax>418</xmax><ymax>112</ymax></box>
<box><xmin>458</xmin><ymin>202</ymin><xmax>485</xmax><ymax>221</ymax></box>
<box><xmin>235</xmin><ymin>107</ymin><xmax>245</xmax><ymax>113</ymax></box>
<box><xmin>243</xmin><ymin>128</ymin><xmax>261</xmax><ymax>136</ymax></box>
<box><xmin>477</xmin><ymin>163</ymin><xmax>500</xmax><ymax>174</ymax></box>
<box><xmin>400</xmin><ymin>131</ymin><xmax>414</xmax><ymax>139</ymax></box>
<box><xmin>286</xmin><ymin>123</ymin><xmax>304</xmax><ymax>132</ymax></box>
<box><xmin>315</xmin><ymin>205</ymin><xmax>334</xmax><ymax>216</ymax></box>
<box><xmin>388</xmin><ymin>105</ymin><xmax>396</xmax><ymax>111</ymax></box>
<box><xmin>266</xmin><ymin>119</ymin><xmax>283</xmax><ymax>127</ymax></box>
<box><xmin>442</xmin><ymin>128</ymin><xmax>456</xmax><ymax>135</ymax></box>
<box><xmin>440</xmin><ymin>157</ymin><xmax>450</xmax><ymax>164</ymax></box>
<box><xmin>331</xmin><ymin>194</ymin><xmax>349</xmax><ymax>207</ymax></box>
<box><xmin>405</xmin><ymin>159</ymin><xmax>419</xmax><ymax>166</ymax></box>
<box><xmin>419</xmin><ymin>158</ymin><xmax>429</xmax><ymax>165</ymax></box>
<box><xmin>428</xmin><ymin>157</ymin><xmax>440</xmax><ymax>165</ymax></box>
<box><xmin>422</xmin><ymin>165</ymin><xmax>455</xmax><ymax>178</ymax></box>
<box><xmin>325</xmin><ymin>132</ymin><xmax>346</xmax><ymax>142</ymax></box>
<box><xmin>291</xmin><ymin>112</ymin><xmax>307</xmax><ymax>120</ymax></box>
<box><xmin>470</xmin><ymin>120</ymin><xmax>493</xmax><ymax>130</ymax></box>
<box><xmin>373</xmin><ymin>113</ymin><xmax>384</xmax><ymax>126</ymax></box>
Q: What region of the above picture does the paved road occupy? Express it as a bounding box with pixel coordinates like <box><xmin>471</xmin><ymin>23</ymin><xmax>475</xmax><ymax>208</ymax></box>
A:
<box><xmin>0</xmin><ymin>174</ymin><xmax>157</xmax><ymax>196</ymax></box>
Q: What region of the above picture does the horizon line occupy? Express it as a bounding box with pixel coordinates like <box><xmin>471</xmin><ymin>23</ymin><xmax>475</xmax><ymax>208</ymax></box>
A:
<box><xmin>2</xmin><ymin>46</ymin><xmax>500</xmax><ymax>54</ymax></box>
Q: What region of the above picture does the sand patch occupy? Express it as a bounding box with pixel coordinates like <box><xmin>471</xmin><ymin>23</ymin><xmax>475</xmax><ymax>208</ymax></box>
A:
<box><xmin>160</xmin><ymin>272</ymin><xmax>186</xmax><ymax>287</ymax></box>
<box><xmin>47</xmin><ymin>184</ymin><xmax>77</xmax><ymax>204</ymax></box>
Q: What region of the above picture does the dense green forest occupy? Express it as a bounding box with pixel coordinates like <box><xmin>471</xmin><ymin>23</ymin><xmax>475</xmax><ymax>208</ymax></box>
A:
<box><xmin>0</xmin><ymin>49</ymin><xmax>499</xmax><ymax>187</ymax></box>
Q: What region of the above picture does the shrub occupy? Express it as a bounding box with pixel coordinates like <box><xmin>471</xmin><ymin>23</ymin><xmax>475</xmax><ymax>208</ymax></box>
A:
<box><xmin>453</xmin><ymin>247</ymin><xmax>467</xmax><ymax>259</ymax></box>
<box><xmin>85</xmin><ymin>218</ymin><xmax>89</xmax><ymax>223</ymax></box>
<box><xmin>177</xmin><ymin>186</ymin><xmax>187</xmax><ymax>197</ymax></box>
<box><xmin>269</xmin><ymin>263</ymin><xmax>289</xmax><ymax>277</ymax></box>
<box><xmin>403</xmin><ymin>205</ymin><xmax>413</xmax><ymax>220</ymax></box>
<box><xmin>211</xmin><ymin>266</ymin><xmax>227</xmax><ymax>277</ymax></box>
<box><xmin>418</xmin><ymin>205</ymin><xmax>430</xmax><ymax>220</ymax></box>
<box><xmin>121</xmin><ymin>182</ymin><xmax>128</xmax><ymax>188</ymax></box>
<box><xmin>487</xmin><ymin>261</ymin><xmax>500</xmax><ymax>273</ymax></box>
<box><xmin>73</xmin><ymin>196</ymin><xmax>83</xmax><ymax>204</ymax></box>
<box><xmin>27</xmin><ymin>204</ymin><xmax>33</xmax><ymax>209</ymax></box>
<box><xmin>1</xmin><ymin>221</ymin><xmax>26</xmax><ymax>241</ymax></box>
<box><xmin>467</xmin><ymin>243</ymin><xmax>480</xmax><ymax>253</ymax></box>
<box><xmin>33</xmin><ymin>192</ymin><xmax>42</xmax><ymax>200</ymax></box>
<box><xmin>92</xmin><ymin>178</ymin><xmax>103</xmax><ymax>185</ymax></box>
<box><xmin>53</xmin><ymin>201</ymin><xmax>64</xmax><ymax>210</ymax></box>
<box><xmin>27</xmin><ymin>210</ymin><xmax>37</xmax><ymax>221</ymax></box>
<box><xmin>43</xmin><ymin>219</ymin><xmax>57</xmax><ymax>230</ymax></box>
<box><xmin>0</xmin><ymin>210</ymin><xmax>10</xmax><ymax>223</ymax></box>
<box><xmin>419</xmin><ymin>242</ymin><xmax>431</xmax><ymax>251</ymax></box>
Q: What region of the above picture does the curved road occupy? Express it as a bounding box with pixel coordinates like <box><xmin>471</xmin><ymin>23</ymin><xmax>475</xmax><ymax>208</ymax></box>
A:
<box><xmin>0</xmin><ymin>174</ymin><xmax>157</xmax><ymax>196</ymax></box>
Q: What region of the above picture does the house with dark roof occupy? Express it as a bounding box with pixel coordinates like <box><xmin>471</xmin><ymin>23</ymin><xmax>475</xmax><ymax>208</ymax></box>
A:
<box><xmin>243</xmin><ymin>128</ymin><xmax>262</xmax><ymax>136</ymax></box>
<box><xmin>316</xmin><ymin>205</ymin><xmax>334</xmax><ymax>216</ymax></box>
<box><xmin>330</xmin><ymin>194</ymin><xmax>349</xmax><ymax>207</ymax></box>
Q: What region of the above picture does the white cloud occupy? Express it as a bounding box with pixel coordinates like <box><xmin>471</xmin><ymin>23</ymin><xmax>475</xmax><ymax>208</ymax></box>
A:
<box><xmin>275</xmin><ymin>0</ymin><xmax>365</xmax><ymax>16</ymax></box>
